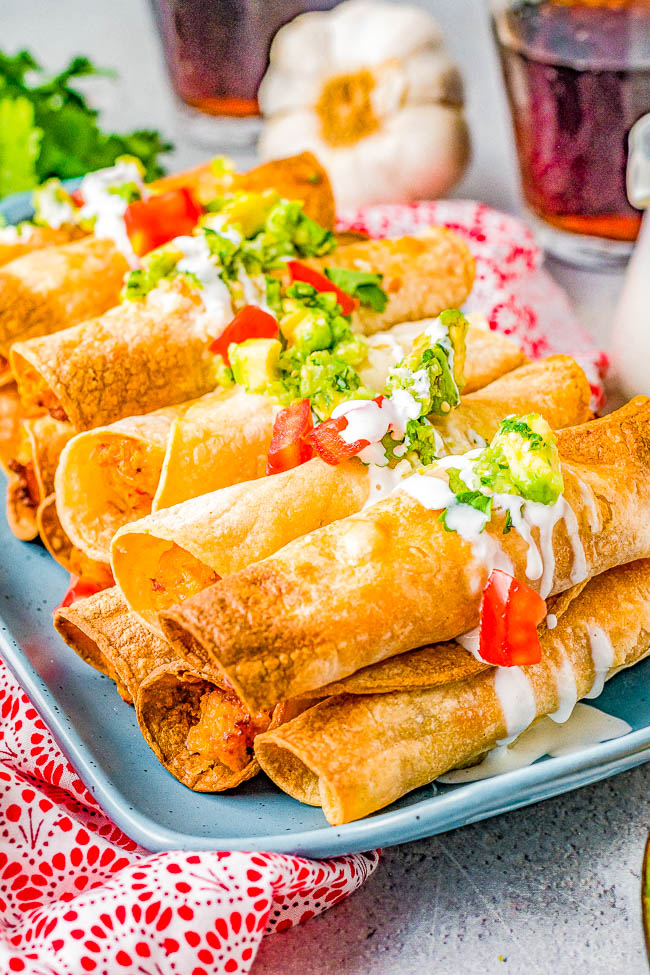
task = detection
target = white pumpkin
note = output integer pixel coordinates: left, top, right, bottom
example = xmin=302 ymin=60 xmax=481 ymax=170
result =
xmin=258 ymin=0 xmax=470 ymax=209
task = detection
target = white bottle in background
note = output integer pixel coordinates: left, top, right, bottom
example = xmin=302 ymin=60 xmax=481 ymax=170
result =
xmin=610 ymin=114 xmax=650 ymax=400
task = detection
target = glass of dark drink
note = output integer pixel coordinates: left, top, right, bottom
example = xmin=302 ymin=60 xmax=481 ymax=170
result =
xmin=492 ymin=0 xmax=650 ymax=267
xmin=151 ymin=0 xmax=340 ymax=148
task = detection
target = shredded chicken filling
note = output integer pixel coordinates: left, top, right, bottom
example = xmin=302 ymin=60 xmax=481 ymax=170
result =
xmin=16 ymin=366 xmax=68 ymax=421
xmin=185 ymin=689 xmax=272 ymax=772
xmin=147 ymin=544 xmax=219 ymax=613
xmin=90 ymin=438 xmax=162 ymax=520
xmin=7 ymin=459 xmax=39 ymax=509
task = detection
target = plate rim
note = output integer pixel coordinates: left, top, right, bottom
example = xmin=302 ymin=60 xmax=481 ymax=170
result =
xmin=3 ymin=610 xmax=650 ymax=857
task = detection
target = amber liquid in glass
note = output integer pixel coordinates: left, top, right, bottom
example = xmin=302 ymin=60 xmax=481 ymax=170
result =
xmin=494 ymin=0 xmax=650 ymax=242
xmin=153 ymin=0 xmax=339 ymax=118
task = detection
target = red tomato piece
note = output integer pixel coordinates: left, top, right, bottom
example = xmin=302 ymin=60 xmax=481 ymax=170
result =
xmin=209 ymin=306 xmax=279 ymax=364
xmin=69 ymin=189 xmax=85 ymax=208
xmin=124 ymin=187 xmax=203 ymax=257
xmin=287 ymin=261 xmax=359 ymax=316
xmin=307 ymin=414 xmax=370 ymax=466
xmin=478 ymin=568 xmax=547 ymax=667
xmin=55 ymin=576 xmax=106 ymax=613
xmin=266 ymin=399 xmax=314 ymax=475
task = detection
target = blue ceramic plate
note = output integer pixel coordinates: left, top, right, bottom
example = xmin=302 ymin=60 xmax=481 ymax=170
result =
xmin=2 ymin=190 xmax=650 ymax=857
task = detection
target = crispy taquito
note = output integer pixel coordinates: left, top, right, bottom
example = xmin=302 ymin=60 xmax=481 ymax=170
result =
xmin=0 ymin=224 xmax=86 ymax=269
xmin=0 ymin=237 xmax=129 ymax=385
xmin=114 ymin=355 xmax=590 ymax=633
xmin=54 ymin=588 xmax=303 ymax=789
xmin=255 ymin=560 xmax=650 ymax=824
xmin=6 ymin=414 xmax=74 ymax=541
xmin=160 ymin=399 xmax=650 ymax=711
xmin=11 ymin=231 xmax=474 ymax=430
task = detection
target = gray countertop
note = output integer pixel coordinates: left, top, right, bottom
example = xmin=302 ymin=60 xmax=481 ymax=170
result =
xmin=3 ymin=0 xmax=647 ymax=971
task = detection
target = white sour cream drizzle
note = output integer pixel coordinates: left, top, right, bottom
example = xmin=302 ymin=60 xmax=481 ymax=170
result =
xmin=494 ymin=666 xmax=537 ymax=744
xmin=173 ymin=235 xmax=234 ymax=319
xmin=584 ymin=625 xmax=615 ymax=700
xmin=438 ymin=704 xmax=631 ymax=784
xmin=398 ymin=454 xmax=587 ymax=601
xmin=548 ymin=652 xmax=578 ymax=723
xmin=78 ymin=160 xmax=146 ymax=266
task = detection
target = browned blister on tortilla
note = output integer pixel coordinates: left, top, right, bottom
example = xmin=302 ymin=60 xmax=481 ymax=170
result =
xmin=255 ymin=560 xmax=650 ymax=824
xmin=159 ymin=399 xmax=650 ymax=712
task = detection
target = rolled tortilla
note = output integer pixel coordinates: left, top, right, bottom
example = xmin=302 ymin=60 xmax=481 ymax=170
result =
xmin=55 ymin=388 xmax=279 ymax=562
xmin=11 ymin=232 xmax=474 ymax=430
xmin=63 ymin=323 xmax=524 ymax=565
xmin=0 ymin=383 xmax=25 ymax=473
xmin=37 ymin=495 xmax=113 ymax=587
xmin=53 ymin=588 xmax=303 ymax=789
xmin=152 ymin=151 xmax=336 ymax=227
xmin=254 ymin=559 xmax=650 ymax=824
xmin=308 ymin=230 xmax=475 ymax=335
xmin=0 ymin=224 xmax=86 ymax=269
xmin=11 ymin=281 xmax=224 ymax=428
xmin=0 ymin=237 xmax=129 ymax=384
xmin=114 ymin=355 xmax=590 ymax=634
xmin=6 ymin=414 xmax=74 ymax=541
xmin=159 ymin=398 xmax=650 ymax=711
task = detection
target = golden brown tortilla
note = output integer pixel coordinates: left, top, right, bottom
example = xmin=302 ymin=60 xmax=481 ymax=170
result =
xmin=255 ymin=560 xmax=650 ymax=823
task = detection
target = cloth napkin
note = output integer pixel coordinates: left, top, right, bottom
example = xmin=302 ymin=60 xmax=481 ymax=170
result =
xmin=0 ymin=201 xmax=605 ymax=975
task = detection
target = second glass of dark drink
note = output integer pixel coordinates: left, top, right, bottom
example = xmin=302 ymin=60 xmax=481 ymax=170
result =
xmin=492 ymin=0 xmax=650 ymax=267
xmin=152 ymin=0 xmax=341 ymax=147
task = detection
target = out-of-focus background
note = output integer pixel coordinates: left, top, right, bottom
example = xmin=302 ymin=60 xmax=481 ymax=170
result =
xmin=2 ymin=0 xmax=623 ymax=373
xmin=2 ymin=2 xmax=646 ymax=973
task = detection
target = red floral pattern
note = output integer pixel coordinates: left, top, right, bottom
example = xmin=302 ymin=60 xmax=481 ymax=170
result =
xmin=338 ymin=200 xmax=607 ymax=409
xmin=0 ymin=660 xmax=378 ymax=974
xmin=0 ymin=201 xmax=602 ymax=974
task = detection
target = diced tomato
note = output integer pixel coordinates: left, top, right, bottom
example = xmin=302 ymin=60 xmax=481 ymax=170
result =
xmin=307 ymin=414 xmax=370 ymax=466
xmin=478 ymin=569 xmax=547 ymax=667
xmin=266 ymin=399 xmax=314 ymax=475
xmin=55 ymin=575 xmax=106 ymax=613
xmin=124 ymin=187 xmax=203 ymax=257
xmin=209 ymin=306 xmax=279 ymax=364
xmin=287 ymin=260 xmax=359 ymax=316
xmin=69 ymin=189 xmax=85 ymax=208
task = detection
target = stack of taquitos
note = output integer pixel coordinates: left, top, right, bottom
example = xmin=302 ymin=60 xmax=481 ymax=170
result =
xmin=55 ymin=321 xmax=525 ymax=564
xmin=159 ymin=399 xmax=650 ymax=711
xmin=111 ymin=354 xmax=590 ymax=632
xmin=254 ymin=559 xmax=650 ymax=824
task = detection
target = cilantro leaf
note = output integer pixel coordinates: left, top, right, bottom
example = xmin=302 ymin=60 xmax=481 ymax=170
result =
xmin=0 ymin=96 xmax=42 ymax=195
xmin=325 ymin=267 xmax=388 ymax=312
xmin=0 ymin=47 xmax=172 ymax=197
